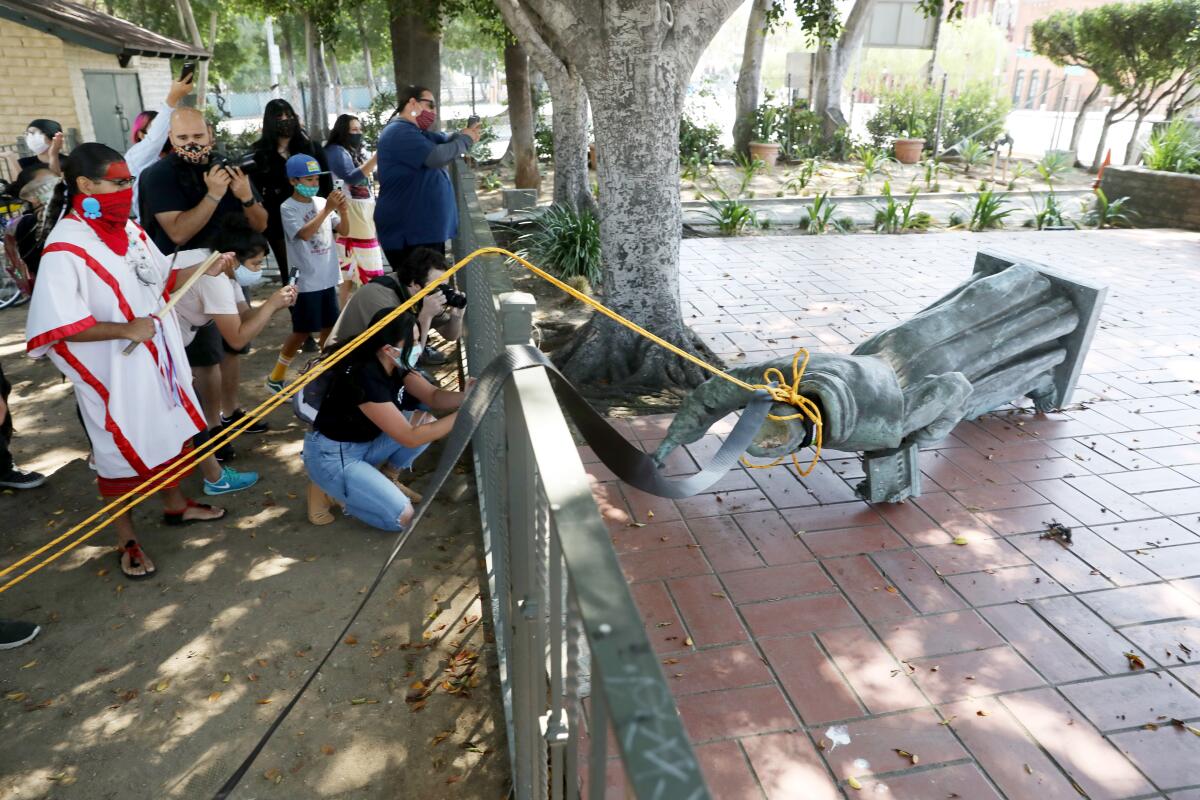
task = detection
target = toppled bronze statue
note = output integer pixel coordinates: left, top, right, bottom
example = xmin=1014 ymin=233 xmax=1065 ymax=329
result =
xmin=655 ymin=251 xmax=1107 ymax=503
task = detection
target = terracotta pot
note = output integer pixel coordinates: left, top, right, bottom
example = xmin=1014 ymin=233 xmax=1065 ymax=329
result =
xmin=748 ymin=142 xmax=781 ymax=170
xmin=893 ymin=138 xmax=926 ymax=164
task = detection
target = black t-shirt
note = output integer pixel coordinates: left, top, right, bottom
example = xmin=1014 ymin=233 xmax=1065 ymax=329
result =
xmin=314 ymin=359 xmax=417 ymax=443
xmin=249 ymin=141 xmax=331 ymax=238
xmin=138 ymin=153 xmax=257 ymax=253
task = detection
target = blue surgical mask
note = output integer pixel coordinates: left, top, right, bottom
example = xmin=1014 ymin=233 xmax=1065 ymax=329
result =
xmin=390 ymin=345 xmax=422 ymax=370
xmin=235 ymin=263 xmax=264 ymax=288
xmin=295 ymin=183 xmax=320 ymax=198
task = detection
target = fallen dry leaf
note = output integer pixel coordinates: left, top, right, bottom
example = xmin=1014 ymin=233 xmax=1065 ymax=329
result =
xmin=222 ymin=673 xmax=231 ymax=683
xmin=208 ymin=691 xmax=222 ymax=702
xmin=894 ymin=749 xmax=918 ymax=765
xmin=263 ymin=768 xmax=282 ymax=784
xmin=20 ymin=660 xmax=36 ymax=670
xmin=256 ymin=698 xmax=273 ymax=705
xmin=976 ymin=710 xmax=989 ymax=717
xmin=432 ymin=731 xmax=452 ymax=746
xmin=153 ymin=680 xmax=170 ymax=693
xmin=344 ymin=635 xmax=358 ymax=646
xmin=6 ymin=691 xmax=27 ymax=702
xmin=1124 ymin=652 xmax=1146 ymax=670
xmin=847 ymin=776 xmax=863 ymax=790
xmin=684 ymin=637 xmax=694 ymax=647
xmin=1024 ymin=764 xmax=1033 ymax=775
xmin=321 ymin=744 xmax=336 ymax=756
xmin=952 ymin=536 xmax=969 ymax=546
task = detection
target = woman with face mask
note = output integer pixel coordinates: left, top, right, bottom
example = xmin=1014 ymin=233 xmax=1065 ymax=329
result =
xmin=25 ymin=143 xmax=259 ymax=580
xmin=18 ymin=119 xmax=65 ymax=175
xmin=302 ymin=308 xmax=471 ymax=530
xmin=374 ymin=86 xmax=482 ymax=270
xmin=324 ymin=114 xmax=383 ymax=306
xmin=249 ymin=99 xmax=331 ymax=285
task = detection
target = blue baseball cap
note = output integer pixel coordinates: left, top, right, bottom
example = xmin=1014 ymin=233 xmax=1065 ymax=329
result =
xmin=285 ymin=154 xmax=327 ymax=178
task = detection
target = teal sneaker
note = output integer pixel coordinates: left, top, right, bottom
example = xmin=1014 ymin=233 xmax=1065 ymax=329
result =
xmin=265 ymin=377 xmax=286 ymax=394
xmin=204 ymin=466 xmax=259 ymax=496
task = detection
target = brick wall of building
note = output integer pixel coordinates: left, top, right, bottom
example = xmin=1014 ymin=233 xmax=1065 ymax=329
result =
xmin=0 ymin=19 xmax=80 ymax=150
xmin=1101 ymin=166 xmax=1200 ymax=231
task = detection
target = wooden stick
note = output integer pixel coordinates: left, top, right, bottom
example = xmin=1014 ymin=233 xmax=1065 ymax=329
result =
xmin=122 ymin=251 xmax=222 ymax=355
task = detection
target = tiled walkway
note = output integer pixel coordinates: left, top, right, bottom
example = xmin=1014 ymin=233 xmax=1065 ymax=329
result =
xmin=586 ymin=230 xmax=1200 ymax=799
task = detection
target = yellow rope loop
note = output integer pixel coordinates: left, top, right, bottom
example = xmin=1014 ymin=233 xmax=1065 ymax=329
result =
xmin=742 ymin=348 xmax=824 ymax=477
xmin=0 ymin=246 xmax=827 ymax=594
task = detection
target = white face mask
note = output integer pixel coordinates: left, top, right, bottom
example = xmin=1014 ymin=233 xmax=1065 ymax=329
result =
xmin=24 ymin=131 xmax=48 ymax=155
xmin=234 ymin=264 xmax=264 ymax=288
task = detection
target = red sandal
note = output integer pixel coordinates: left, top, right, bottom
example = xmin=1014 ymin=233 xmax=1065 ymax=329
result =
xmin=162 ymin=498 xmax=226 ymax=527
xmin=117 ymin=540 xmax=156 ymax=580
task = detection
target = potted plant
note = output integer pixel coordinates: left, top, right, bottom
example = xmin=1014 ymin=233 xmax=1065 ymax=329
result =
xmin=893 ymin=129 xmax=925 ymax=165
xmin=748 ymin=100 xmax=781 ymax=171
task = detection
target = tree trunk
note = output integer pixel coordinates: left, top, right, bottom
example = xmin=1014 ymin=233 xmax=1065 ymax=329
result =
xmin=355 ymin=7 xmax=377 ymax=99
xmin=328 ymin=45 xmax=345 ymax=118
xmin=733 ymin=0 xmax=771 ymax=157
xmin=304 ymin=15 xmax=330 ymax=140
xmin=1124 ymin=109 xmax=1148 ymax=165
xmin=556 ymin=17 xmax=714 ymax=392
xmin=544 ymin=66 xmax=594 ymax=212
xmin=1090 ymin=106 xmax=1117 ymax=173
xmin=813 ymin=0 xmax=876 ymax=138
xmin=504 ymin=41 xmax=540 ymax=191
xmin=388 ymin=0 xmax=441 ymax=104
xmin=1069 ymin=83 xmax=1101 ymax=167
xmin=281 ymin=20 xmax=303 ymax=114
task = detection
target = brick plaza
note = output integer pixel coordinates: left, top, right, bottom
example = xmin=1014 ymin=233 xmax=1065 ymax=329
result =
xmin=587 ymin=229 xmax=1200 ymax=799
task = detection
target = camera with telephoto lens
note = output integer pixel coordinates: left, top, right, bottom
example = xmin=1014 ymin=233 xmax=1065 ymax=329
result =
xmin=437 ymin=284 xmax=467 ymax=309
xmin=213 ymin=151 xmax=259 ymax=173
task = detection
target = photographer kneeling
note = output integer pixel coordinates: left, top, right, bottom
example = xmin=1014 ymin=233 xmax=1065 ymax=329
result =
xmin=303 ymin=309 xmax=471 ymax=530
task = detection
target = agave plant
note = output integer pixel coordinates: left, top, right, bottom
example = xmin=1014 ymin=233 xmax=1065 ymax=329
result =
xmin=872 ymin=182 xmax=932 ymax=234
xmin=952 ymin=190 xmax=1013 ymax=231
xmin=958 ymin=139 xmax=990 ymax=176
xmin=920 ymin=156 xmax=950 ymax=190
xmin=853 ymin=145 xmax=894 ymax=190
xmin=1083 ymin=189 xmax=1135 ymax=229
xmin=1029 ymin=192 xmax=1075 ymax=230
xmin=698 ymin=184 xmax=758 ymax=236
xmin=784 ymin=158 xmax=821 ymax=195
xmin=1036 ymin=151 xmax=1072 ymax=189
xmin=1006 ymin=161 xmax=1031 ymax=190
xmin=732 ymin=152 xmax=766 ymax=197
xmin=800 ymin=192 xmax=853 ymax=234
xmin=516 ymin=204 xmax=603 ymax=285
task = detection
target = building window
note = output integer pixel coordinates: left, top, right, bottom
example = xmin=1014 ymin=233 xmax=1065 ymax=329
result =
xmin=1012 ymin=70 xmax=1025 ymax=106
xmin=1026 ymin=70 xmax=1040 ymax=109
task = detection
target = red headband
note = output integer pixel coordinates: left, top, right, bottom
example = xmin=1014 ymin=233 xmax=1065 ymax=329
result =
xmin=102 ymin=161 xmax=132 ymax=181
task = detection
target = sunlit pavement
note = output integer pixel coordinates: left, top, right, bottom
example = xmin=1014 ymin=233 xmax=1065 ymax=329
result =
xmin=586 ymin=229 xmax=1200 ymax=798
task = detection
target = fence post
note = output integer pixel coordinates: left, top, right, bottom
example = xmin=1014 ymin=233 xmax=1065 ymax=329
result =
xmin=501 ymin=292 xmax=536 ymax=345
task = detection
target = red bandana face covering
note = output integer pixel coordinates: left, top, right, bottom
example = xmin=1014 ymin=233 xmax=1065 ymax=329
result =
xmin=72 ymin=162 xmax=134 ymax=255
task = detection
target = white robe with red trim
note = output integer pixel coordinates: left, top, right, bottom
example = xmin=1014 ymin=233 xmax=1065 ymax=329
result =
xmin=26 ymin=216 xmax=206 ymax=479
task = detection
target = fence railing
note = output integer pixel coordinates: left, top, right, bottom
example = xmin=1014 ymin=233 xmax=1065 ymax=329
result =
xmin=452 ymin=160 xmax=711 ymax=800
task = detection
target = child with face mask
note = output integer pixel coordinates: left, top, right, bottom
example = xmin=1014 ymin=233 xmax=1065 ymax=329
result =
xmin=265 ymin=155 xmax=349 ymax=393
xmin=302 ymin=309 xmax=471 ymax=529
xmin=17 ymin=119 xmax=64 ymax=175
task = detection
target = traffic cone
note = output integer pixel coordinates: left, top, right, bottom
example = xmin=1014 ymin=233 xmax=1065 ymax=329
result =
xmin=1093 ymin=149 xmax=1111 ymax=189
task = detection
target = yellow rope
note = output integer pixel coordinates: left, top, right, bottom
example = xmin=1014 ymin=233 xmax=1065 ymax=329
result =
xmin=0 ymin=246 xmax=822 ymax=594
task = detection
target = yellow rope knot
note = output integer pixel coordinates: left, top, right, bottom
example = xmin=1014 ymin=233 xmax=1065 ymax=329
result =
xmin=742 ymin=348 xmax=824 ymax=477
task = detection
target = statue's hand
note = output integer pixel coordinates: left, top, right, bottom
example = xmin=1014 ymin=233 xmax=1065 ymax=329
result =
xmin=654 ymin=376 xmax=760 ymax=466
xmin=900 ymin=372 xmax=972 ymax=445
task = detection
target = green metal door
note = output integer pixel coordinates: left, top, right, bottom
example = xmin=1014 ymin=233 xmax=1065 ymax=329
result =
xmin=83 ymin=72 xmax=144 ymax=153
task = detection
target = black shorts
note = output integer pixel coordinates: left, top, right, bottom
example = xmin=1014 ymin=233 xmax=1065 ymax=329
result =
xmin=222 ymin=336 xmax=250 ymax=355
xmin=184 ymin=321 xmax=223 ymax=367
xmin=289 ymin=286 xmax=340 ymax=334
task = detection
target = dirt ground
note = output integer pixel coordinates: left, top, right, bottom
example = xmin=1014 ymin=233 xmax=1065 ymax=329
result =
xmin=473 ymin=155 xmax=1098 ymax=214
xmin=0 ymin=288 xmax=509 ymax=799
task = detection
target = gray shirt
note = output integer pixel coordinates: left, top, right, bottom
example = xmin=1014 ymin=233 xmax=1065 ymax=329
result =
xmin=281 ymin=196 xmax=341 ymax=293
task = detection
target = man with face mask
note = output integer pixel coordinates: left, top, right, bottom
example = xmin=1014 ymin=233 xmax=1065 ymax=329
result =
xmin=374 ymin=85 xmax=481 ymax=270
xmin=137 ymin=107 xmax=268 ymax=256
xmin=12 ymin=119 xmax=64 ymax=177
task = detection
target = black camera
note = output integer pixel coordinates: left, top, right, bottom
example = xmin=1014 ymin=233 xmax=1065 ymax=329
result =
xmin=437 ymin=284 xmax=467 ymax=309
xmin=213 ymin=151 xmax=258 ymax=173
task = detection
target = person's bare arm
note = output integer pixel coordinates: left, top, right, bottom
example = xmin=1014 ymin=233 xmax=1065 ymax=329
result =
xmin=404 ymin=370 xmax=470 ymax=413
xmin=360 ymin=402 xmax=456 ymax=448
xmin=294 ymin=193 xmax=341 ymax=241
xmin=226 ymin=166 xmax=268 ymax=232
xmin=434 ymin=307 xmax=464 ymax=342
xmin=171 ymin=252 xmax=236 ymax=287
xmin=156 ymin=165 xmax=231 ymax=246
xmin=210 ymin=285 xmax=296 ymax=348
xmin=67 ymin=319 xmax=154 ymax=344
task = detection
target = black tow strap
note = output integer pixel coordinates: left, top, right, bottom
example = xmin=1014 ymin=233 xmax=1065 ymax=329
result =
xmin=212 ymin=345 xmax=770 ymax=798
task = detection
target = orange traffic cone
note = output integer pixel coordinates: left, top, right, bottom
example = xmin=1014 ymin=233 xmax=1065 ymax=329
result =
xmin=1093 ymin=149 xmax=1111 ymax=189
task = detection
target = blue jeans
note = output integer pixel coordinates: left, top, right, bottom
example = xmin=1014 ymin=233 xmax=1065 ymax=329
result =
xmin=302 ymin=430 xmax=429 ymax=531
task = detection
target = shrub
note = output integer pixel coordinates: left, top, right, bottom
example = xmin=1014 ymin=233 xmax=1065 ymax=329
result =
xmin=956 ymin=190 xmax=1013 ymax=231
xmin=958 ymin=139 xmax=990 ymax=176
xmin=360 ymin=90 xmax=398 ymax=148
xmin=784 ymin=158 xmax=821 ymax=194
xmin=699 ymin=192 xmax=757 ymax=236
xmin=680 ymin=115 xmax=724 ymax=164
xmin=534 ymin=115 xmax=554 ymax=161
xmin=516 ymin=205 xmax=602 ymax=285
xmin=777 ymin=100 xmax=823 ymax=160
xmin=752 ymin=95 xmax=781 ymax=143
xmin=1036 ymin=151 xmax=1072 ymax=188
xmin=867 ymin=82 xmax=1010 ymax=150
xmin=1083 ymin=189 xmax=1135 ymax=228
xmin=446 ymin=116 xmax=498 ymax=161
xmin=1030 ymin=192 xmax=1074 ymax=229
xmin=1142 ymin=119 xmax=1200 ymax=174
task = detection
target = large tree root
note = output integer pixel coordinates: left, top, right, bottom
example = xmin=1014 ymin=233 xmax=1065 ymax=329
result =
xmin=553 ymin=315 xmax=723 ymax=397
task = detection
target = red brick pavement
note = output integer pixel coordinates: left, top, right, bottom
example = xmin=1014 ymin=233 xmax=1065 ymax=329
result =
xmin=587 ymin=231 xmax=1200 ymax=799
